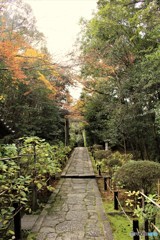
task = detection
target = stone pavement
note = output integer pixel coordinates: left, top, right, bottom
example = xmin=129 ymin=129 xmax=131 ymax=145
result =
xmin=61 ymin=147 xmax=95 ymax=178
xmin=22 ymin=147 xmax=113 ymax=240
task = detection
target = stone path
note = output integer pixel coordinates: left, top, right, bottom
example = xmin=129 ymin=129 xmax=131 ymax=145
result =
xmin=61 ymin=147 xmax=95 ymax=178
xmin=22 ymin=147 xmax=113 ymax=240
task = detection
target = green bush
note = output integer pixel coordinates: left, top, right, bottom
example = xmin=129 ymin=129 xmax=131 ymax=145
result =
xmin=92 ymin=144 xmax=103 ymax=151
xmin=0 ymin=144 xmax=17 ymax=158
xmin=114 ymin=160 xmax=160 ymax=193
xmin=108 ymin=151 xmax=133 ymax=165
xmin=94 ymin=150 xmax=112 ymax=160
xmin=105 ymin=158 xmax=122 ymax=177
xmin=0 ymin=136 xmax=71 ymax=238
xmin=107 ymin=159 xmax=122 ymax=168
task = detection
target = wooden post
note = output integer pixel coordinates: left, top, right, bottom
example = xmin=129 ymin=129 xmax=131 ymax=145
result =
xmin=65 ymin=117 xmax=69 ymax=146
xmin=14 ymin=144 xmax=22 ymax=239
xmin=104 ymin=177 xmax=107 ymax=191
xmin=32 ymin=143 xmax=37 ymax=211
xmin=133 ymin=220 xmax=139 ymax=240
xmin=13 ymin=203 xmax=21 ymax=240
xmin=32 ymin=183 xmax=37 ymax=211
xmin=114 ymin=191 xmax=118 ymax=210
xmin=141 ymin=189 xmax=148 ymax=240
xmin=144 ymin=219 xmax=149 ymax=240
xmin=97 ymin=164 xmax=101 ymax=176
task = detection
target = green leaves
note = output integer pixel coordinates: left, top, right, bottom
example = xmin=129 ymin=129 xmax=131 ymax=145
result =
xmin=78 ymin=0 xmax=160 ymax=159
xmin=114 ymin=160 xmax=160 ymax=193
xmin=134 ymin=194 xmax=159 ymax=221
xmin=0 ymin=136 xmax=71 ymax=237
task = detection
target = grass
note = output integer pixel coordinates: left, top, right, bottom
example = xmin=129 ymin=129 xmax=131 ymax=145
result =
xmin=103 ymin=200 xmax=133 ymax=240
xmin=97 ymin=178 xmax=133 ymax=239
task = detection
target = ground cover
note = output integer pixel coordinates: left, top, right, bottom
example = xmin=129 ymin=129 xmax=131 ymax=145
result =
xmin=97 ymin=178 xmax=160 ymax=240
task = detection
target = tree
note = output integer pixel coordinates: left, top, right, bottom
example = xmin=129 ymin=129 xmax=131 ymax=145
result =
xmin=0 ymin=0 xmax=73 ymax=143
xmin=1 ymin=0 xmax=45 ymax=46
xmin=78 ymin=0 xmax=160 ymax=159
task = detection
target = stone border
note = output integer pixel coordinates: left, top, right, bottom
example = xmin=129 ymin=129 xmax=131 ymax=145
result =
xmin=32 ymin=178 xmax=65 ymax=233
xmin=60 ymin=148 xmax=76 ymax=177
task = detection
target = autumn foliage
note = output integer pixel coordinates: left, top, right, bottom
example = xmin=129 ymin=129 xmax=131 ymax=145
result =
xmin=0 ymin=0 xmax=73 ymax=142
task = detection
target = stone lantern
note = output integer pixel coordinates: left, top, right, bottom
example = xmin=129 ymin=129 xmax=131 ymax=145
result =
xmin=104 ymin=139 xmax=109 ymax=151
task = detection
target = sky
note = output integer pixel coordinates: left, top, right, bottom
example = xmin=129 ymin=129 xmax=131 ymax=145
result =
xmin=24 ymin=0 xmax=97 ymax=99
xmin=24 ymin=0 xmax=97 ymax=62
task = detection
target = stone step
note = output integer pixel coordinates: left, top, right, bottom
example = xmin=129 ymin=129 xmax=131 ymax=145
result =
xmin=61 ymin=174 xmax=95 ymax=178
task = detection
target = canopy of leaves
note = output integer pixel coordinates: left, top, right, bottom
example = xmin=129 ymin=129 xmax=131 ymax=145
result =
xmin=0 ymin=0 xmax=73 ymax=143
xmin=78 ymin=0 xmax=160 ymax=160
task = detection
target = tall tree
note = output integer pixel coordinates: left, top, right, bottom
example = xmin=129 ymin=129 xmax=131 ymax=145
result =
xmin=0 ymin=0 xmax=73 ymax=143
xmin=78 ymin=0 xmax=160 ymax=160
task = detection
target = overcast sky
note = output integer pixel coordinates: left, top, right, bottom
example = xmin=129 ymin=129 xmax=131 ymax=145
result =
xmin=24 ymin=0 xmax=97 ymax=62
xmin=23 ymin=0 xmax=97 ymax=99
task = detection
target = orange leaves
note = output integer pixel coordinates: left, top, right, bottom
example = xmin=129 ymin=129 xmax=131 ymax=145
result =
xmin=0 ymin=40 xmax=26 ymax=80
xmin=21 ymin=47 xmax=60 ymax=96
xmin=64 ymin=99 xmax=85 ymax=121
xmin=0 ymin=3 xmax=73 ymax=106
xmin=0 ymin=14 xmax=29 ymax=80
xmin=0 ymin=37 xmax=62 ymax=99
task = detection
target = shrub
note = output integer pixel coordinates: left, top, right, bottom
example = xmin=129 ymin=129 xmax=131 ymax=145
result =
xmin=114 ymin=160 xmax=160 ymax=193
xmin=94 ymin=150 xmax=112 ymax=160
xmin=104 ymin=151 xmax=132 ymax=176
xmin=0 ymin=136 xmax=71 ymax=238
xmin=108 ymin=151 xmax=133 ymax=165
xmin=105 ymin=158 xmax=122 ymax=177
xmin=92 ymin=144 xmax=103 ymax=151
xmin=107 ymin=159 xmax=122 ymax=168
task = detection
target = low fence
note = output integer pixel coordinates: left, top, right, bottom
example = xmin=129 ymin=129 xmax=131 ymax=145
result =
xmin=102 ymin=176 xmax=160 ymax=240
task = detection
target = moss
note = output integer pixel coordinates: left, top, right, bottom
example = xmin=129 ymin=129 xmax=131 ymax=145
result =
xmin=26 ymin=232 xmax=37 ymax=240
xmin=103 ymin=201 xmax=132 ymax=240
